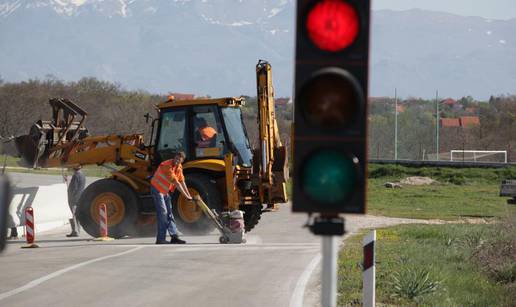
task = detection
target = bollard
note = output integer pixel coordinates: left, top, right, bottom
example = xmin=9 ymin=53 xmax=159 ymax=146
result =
xmin=21 ymin=207 xmax=39 ymax=248
xmin=362 ymin=230 xmax=376 ymax=307
xmin=93 ymin=203 xmax=114 ymax=241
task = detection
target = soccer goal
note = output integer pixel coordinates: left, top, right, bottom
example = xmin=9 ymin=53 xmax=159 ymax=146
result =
xmin=450 ymin=150 xmax=507 ymax=163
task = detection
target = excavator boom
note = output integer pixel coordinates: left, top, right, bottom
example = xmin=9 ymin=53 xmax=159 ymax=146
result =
xmin=256 ymin=60 xmax=289 ymax=204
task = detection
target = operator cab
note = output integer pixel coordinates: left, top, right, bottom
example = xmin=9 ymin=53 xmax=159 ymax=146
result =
xmin=154 ymin=98 xmax=252 ymax=167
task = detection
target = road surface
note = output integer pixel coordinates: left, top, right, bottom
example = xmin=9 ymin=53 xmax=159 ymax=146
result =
xmin=1 ymin=173 xmax=421 ymax=307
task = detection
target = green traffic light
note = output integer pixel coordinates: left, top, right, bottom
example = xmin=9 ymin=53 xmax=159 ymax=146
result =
xmin=302 ymin=150 xmax=357 ymax=204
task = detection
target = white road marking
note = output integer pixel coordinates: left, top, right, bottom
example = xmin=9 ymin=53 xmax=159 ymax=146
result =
xmin=107 ymin=243 xmax=319 ymax=251
xmin=289 ymin=253 xmax=322 ymax=307
xmin=0 ymin=246 xmax=144 ymax=301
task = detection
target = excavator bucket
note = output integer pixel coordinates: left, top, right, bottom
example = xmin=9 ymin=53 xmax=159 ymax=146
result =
xmin=14 ymin=98 xmax=88 ymax=168
xmin=14 ymin=122 xmax=49 ymax=168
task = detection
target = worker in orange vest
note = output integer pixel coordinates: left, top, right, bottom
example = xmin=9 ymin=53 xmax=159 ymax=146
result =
xmin=151 ymin=152 xmax=192 ymax=244
xmin=195 ymin=117 xmax=217 ymax=148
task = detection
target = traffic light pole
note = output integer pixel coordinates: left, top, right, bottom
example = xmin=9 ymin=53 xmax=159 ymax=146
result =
xmin=309 ymin=216 xmax=346 ymax=307
xmin=322 ymin=235 xmax=338 ymax=307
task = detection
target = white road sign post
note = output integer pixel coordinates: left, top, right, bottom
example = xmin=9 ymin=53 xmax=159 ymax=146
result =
xmin=363 ymin=230 xmax=376 ymax=307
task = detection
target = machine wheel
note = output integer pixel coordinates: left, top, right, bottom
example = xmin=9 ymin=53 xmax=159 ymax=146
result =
xmin=172 ymin=173 xmax=222 ymax=235
xmin=77 ymin=179 xmax=139 ymax=238
xmin=243 ymin=205 xmax=262 ymax=232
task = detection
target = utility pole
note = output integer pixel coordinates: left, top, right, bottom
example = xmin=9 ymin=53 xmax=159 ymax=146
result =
xmin=435 ymin=90 xmax=440 ymax=161
xmin=394 ymin=88 xmax=398 ymax=160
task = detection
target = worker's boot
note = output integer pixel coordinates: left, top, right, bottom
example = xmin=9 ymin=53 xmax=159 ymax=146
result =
xmin=66 ymin=219 xmax=79 ymax=237
xmin=8 ymin=227 xmax=19 ymax=240
xmin=170 ymin=235 xmax=186 ymax=244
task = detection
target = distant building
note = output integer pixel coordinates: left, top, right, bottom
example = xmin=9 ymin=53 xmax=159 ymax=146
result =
xmin=169 ymin=93 xmax=195 ymax=100
xmin=440 ymin=118 xmax=461 ymax=128
xmin=460 ymin=116 xmax=480 ymax=127
xmin=440 ymin=98 xmax=456 ymax=106
xmin=465 ymin=107 xmax=477 ymax=114
xmin=275 ymin=98 xmax=291 ymax=106
xmin=440 ymin=116 xmax=480 ymax=128
xmin=396 ymin=104 xmax=406 ymax=113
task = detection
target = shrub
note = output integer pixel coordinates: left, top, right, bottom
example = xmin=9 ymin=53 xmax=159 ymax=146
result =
xmin=473 ymin=218 xmax=516 ymax=285
xmin=390 ymin=267 xmax=441 ymax=301
xmin=369 ymin=165 xmax=406 ymax=178
xmin=447 ymin=173 xmax=466 ymax=185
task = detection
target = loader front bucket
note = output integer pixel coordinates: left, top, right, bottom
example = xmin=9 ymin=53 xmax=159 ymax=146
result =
xmin=14 ymin=98 xmax=89 ymax=169
xmin=14 ymin=123 xmax=49 ymax=168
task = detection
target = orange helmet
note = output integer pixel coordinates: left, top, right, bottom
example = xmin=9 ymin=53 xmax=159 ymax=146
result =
xmin=167 ymin=95 xmax=175 ymax=102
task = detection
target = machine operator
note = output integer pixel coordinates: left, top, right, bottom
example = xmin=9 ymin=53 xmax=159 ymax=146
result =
xmin=195 ymin=117 xmax=217 ymax=148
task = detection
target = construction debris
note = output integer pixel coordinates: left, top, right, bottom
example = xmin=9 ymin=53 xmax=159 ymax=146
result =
xmin=401 ymin=176 xmax=436 ymax=186
xmin=384 ymin=182 xmax=402 ymax=189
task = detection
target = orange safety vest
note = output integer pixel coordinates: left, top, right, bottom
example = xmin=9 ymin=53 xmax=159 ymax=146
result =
xmin=151 ymin=160 xmax=185 ymax=194
xmin=198 ymin=126 xmax=217 ymax=147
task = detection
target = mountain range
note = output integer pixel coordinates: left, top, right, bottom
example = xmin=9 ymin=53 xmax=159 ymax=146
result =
xmin=0 ymin=0 xmax=515 ymax=100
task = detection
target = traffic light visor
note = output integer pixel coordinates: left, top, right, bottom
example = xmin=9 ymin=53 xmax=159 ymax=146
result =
xmin=306 ymin=0 xmax=359 ymax=52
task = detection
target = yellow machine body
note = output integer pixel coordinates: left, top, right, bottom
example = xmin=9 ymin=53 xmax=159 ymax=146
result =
xmin=14 ymin=62 xmax=288 ymax=237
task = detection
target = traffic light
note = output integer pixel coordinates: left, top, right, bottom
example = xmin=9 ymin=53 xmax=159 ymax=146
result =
xmin=292 ymin=0 xmax=370 ymax=214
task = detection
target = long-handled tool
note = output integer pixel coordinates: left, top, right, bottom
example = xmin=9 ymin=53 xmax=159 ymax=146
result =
xmin=191 ymin=195 xmax=246 ymax=244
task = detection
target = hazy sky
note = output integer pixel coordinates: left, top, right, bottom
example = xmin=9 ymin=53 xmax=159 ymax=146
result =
xmin=373 ymin=0 xmax=516 ymax=20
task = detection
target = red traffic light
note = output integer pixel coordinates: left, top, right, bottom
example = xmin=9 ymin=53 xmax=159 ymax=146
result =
xmin=306 ymin=0 xmax=359 ymax=52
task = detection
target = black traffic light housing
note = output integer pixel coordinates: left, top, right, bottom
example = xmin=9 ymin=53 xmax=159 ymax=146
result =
xmin=293 ymin=0 xmax=370 ymax=214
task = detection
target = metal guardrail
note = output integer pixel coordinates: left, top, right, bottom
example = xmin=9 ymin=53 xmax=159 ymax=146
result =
xmin=369 ymin=159 xmax=516 ymax=169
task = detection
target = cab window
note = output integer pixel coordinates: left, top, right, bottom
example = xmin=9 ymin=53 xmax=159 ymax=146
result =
xmin=157 ymin=110 xmax=188 ymax=161
xmin=192 ymin=106 xmax=226 ymax=159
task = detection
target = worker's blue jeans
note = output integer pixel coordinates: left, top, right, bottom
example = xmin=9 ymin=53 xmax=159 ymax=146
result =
xmin=151 ymin=186 xmax=179 ymax=242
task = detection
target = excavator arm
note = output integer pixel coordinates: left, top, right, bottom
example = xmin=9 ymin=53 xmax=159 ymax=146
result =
xmin=255 ymin=60 xmax=289 ymax=204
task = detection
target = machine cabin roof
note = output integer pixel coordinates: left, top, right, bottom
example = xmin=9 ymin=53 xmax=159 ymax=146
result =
xmin=158 ymin=97 xmax=245 ymax=110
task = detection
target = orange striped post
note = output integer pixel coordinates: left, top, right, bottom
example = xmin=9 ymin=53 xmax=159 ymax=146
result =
xmin=21 ymin=207 xmax=39 ymax=248
xmin=93 ymin=203 xmax=114 ymax=241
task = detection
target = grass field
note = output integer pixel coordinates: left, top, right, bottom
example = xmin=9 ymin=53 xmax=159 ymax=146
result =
xmin=338 ymin=164 xmax=516 ymax=306
xmin=367 ymin=164 xmax=516 ymax=220
xmin=338 ymin=222 xmax=516 ymax=306
xmin=367 ymin=179 xmax=513 ymax=220
xmin=2 ymin=155 xmax=113 ymax=177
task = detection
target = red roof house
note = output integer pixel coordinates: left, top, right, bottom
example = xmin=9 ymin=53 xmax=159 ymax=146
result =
xmin=460 ymin=116 xmax=480 ymax=127
xmin=440 ymin=118 xmax=461 ymax=127
xmin=396 ymin=104 xmax=406 ymax=113
xmin=275 ymin=98 xmax=291 ymax=106
xmin=440 ymin=98 xmax=456 ymax=106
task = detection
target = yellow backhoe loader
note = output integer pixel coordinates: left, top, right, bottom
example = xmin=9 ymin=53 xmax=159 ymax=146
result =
xmin=14 ymin=60 xmax=288 ymax=238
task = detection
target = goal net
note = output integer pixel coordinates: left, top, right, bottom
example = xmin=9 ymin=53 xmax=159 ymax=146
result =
xmin=450 ymin=150 xmax=507 ymax=163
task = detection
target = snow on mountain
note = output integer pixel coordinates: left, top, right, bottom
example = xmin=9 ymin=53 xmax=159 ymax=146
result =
xmin=0 ymin=2 xmax=514 ymax=99
xmin=0 ymin=0 xmax=293 ymax=20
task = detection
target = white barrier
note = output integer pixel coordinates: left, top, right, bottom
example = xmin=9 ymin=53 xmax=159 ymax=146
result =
xmin=8 ymin=183 xmax=72 ymax=234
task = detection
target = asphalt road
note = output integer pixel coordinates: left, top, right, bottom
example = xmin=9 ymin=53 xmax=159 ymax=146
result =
xmin=1 ymin=173 xmax=421 ymax=307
